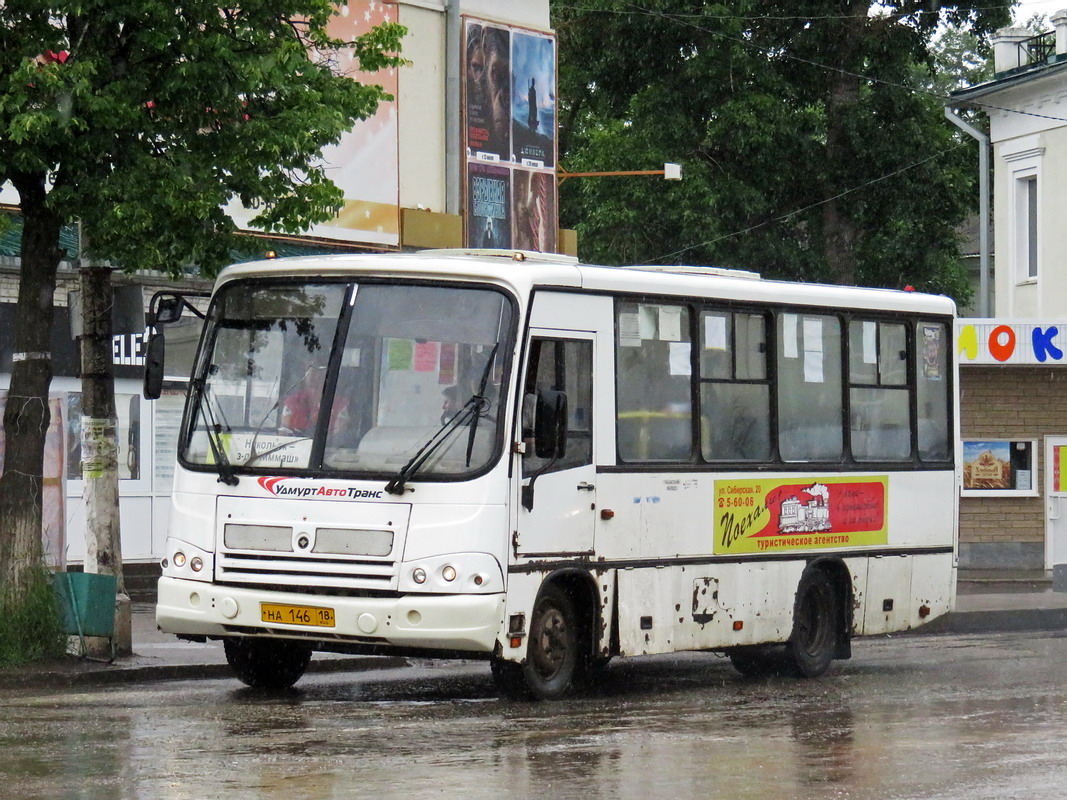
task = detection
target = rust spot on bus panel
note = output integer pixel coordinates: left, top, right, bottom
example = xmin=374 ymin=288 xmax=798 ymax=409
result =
xmin=692 ymin=577 xmax=719 ymax=626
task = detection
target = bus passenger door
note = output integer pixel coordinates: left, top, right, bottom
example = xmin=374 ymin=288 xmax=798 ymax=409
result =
xmin=516 ymin=333 xmax=595 ymax=557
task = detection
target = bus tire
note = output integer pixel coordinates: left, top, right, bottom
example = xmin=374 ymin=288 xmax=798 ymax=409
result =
xmin=786 ymin=569 xmax=838 ymax=678
xmin=522 ymin=583 xmax=585 ymax=700
xmin=224 ymin=638 xmax=311 ymax=689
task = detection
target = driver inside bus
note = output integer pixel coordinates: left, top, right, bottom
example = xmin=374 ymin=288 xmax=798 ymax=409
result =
xmin=279 ymin=364 xmax=352 ymax=437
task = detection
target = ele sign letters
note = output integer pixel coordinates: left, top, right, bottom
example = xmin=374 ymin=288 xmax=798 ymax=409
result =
xmin=957 ymin=320 xmax=1067 ymax=366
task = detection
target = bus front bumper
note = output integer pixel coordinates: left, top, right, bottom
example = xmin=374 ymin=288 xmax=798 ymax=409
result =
xmin=156 ymin=576 xmax=505 ymax=653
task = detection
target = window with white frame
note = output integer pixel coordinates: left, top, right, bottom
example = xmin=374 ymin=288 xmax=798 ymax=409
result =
xmin=1016 ymin=174 xmax=1038 ymax=281
xmin=1004 ymin=142 xmax=1043 ymax=285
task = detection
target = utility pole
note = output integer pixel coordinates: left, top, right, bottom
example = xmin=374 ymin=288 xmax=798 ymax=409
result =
xmin=77 ymin=252 xmax=132 ymax=657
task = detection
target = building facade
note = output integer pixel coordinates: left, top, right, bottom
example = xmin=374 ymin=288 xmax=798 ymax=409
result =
xmin=951 ymin=10 xmax=1067 ymax=580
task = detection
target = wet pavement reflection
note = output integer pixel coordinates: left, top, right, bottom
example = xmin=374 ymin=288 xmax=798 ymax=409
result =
xmin=2 ymin=630 xmax=1066 ymax=799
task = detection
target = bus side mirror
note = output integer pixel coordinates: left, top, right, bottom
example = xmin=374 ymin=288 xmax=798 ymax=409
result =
xmin=152 ymin=295 xmax=185 ymax=325
xmin=143 ymin=330 xmax=165 ymax=400
xmin=534 ymin=389 xmax=568 ymax=459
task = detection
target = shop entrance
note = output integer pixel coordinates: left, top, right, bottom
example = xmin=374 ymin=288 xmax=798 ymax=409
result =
xmin=1044 ymin=437 xmax=1067 ymax=586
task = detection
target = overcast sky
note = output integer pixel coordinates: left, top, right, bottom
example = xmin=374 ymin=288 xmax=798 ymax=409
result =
xmin=1013 ymin=0 xmax=1066 ymax=24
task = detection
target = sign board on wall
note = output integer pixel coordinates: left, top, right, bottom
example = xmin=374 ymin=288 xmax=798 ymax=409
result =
xmin=961 ymin=439 xmax=1036 ymax=497
xmin=226 ymin=1 xmax=401 ymax=247
xmin=957 ymin=319 xmax=1067 ymax=366
xmin=463 ymin=17 xmax=558 ymax=253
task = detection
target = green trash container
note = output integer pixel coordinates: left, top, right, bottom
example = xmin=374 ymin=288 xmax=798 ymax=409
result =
xmin=53 ymin=571 xmax=117 ymax=638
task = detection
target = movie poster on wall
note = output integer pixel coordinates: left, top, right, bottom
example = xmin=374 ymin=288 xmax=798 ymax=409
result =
xmin=512 ymin=167 xmax=557 ymax=253
xmin=467 ymin=162 xmax=512 ymax=249
xmin=465 ymin=20 xmax=511 ymax=162
xmin=510 ymin=31 xmax=556 ymax=168
xmin=463 ymin=17 xmax=558 ymax=252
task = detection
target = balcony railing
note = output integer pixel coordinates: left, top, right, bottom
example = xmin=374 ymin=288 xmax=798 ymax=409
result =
xmin=1018 ymin=31 xmax=1056 ymax=67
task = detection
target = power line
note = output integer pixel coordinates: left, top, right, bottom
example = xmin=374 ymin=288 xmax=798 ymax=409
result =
xmin=646 ymin=142 xmax=969 ymax=263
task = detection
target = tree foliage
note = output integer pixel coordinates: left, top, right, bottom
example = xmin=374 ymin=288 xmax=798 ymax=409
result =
xmin=1 ymin=1 xmax=405 ymax=276
xmin=553 ymin=0 xmax=1011 ymax=299
xmin=0 ymin=1 xmax=405 ymax=597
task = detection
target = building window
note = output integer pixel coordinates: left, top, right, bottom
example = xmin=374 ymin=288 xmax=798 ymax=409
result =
xmin=1026 ymin=176 xmax=1038 ymax=279
xmin=1016 ymin=174 xmax=1039 ymax=281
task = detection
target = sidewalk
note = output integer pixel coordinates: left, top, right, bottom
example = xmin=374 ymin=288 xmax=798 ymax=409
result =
xmin=2 ymin=571 xmax=1065 ymax=689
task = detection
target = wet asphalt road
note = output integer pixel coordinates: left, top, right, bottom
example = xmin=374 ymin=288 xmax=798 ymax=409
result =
xmin=2 ymin=630 xmax=1066 ymax=800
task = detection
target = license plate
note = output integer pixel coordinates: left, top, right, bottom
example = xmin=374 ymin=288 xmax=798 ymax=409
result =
xmin=261 ymin=603 xmax=336 ymax=628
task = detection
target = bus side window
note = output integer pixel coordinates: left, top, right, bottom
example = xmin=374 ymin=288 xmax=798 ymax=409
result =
xmin=848 ymin=319 xmax=911 ymax=462
xmin=615 ymin=302 xmax=693 ymax=462
xmin=699 ymin=310 xmax=771 ymax=461
xmin=522 ymin=338 xmax=592 ymax=477
xmin=777 ymin=313 xmax=844 ymax=462
xmin=916 ymin=320 xmax=950 ymax=461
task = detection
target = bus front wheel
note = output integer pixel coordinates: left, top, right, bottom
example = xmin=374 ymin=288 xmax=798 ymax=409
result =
xmin=224 ymin=638 xmax=311 ymax=689
xmin=786 ymin=569 xmax=839 ymax=678
xmin=522 ymin=583 xmax=585 ymax=700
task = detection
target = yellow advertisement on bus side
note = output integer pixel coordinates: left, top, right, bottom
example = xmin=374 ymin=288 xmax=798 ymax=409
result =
xmin=714 ymin=476 xmax=889 ymax=555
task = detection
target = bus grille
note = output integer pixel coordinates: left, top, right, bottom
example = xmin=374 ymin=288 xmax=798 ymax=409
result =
xmin=216 ymin=551 xmax=398 ymax=591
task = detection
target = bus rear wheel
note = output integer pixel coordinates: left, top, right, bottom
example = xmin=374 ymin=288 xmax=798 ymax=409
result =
xmin=786 ymin=569 xmax=839 ymax=678
xmin=224 ymin=638 xmax=311 ymax=689
xmin=522 ymin=583 xmax=585 ymax=700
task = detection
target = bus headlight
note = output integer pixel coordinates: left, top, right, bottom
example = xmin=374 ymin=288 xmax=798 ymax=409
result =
xmin=399 ymin=553 xmax=503 ymax=593
xmin=161 ymin=538 xmax=213 ymax=583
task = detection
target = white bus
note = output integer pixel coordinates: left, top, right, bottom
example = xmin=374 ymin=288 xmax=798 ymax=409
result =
xmin=148 ymin=249 xmax=958 ymax=699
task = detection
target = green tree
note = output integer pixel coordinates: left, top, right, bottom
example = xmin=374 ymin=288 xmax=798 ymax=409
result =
xmin=553 ymin=0 xmax=1011 ymax=296
xmin=0 ymin=2 xmax=404 ymax=602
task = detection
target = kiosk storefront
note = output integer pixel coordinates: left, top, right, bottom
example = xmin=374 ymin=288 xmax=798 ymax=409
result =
xmin=958 ymin=319 xmax=1067 ymax=586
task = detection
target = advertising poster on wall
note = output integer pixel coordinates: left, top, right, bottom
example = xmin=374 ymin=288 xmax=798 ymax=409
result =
xmin=464 ymin=20 xmax=512 ymax=161
xmin=961 ymin=440 xmax=1033 ymax=493
xmin=225 ymin=0 xmax=401 ymax=247
xmin=466 ymin=162 xmax=512 ymax=249
xmin=462 ymin=17 xmax=558 ymax=253
xmin=713 ymin=476 xmax=888 ymax=555
xmin=510 ymin=31 xmax=556 ymax=168
xmin=512 ymin=167 xmax=557 ymax=253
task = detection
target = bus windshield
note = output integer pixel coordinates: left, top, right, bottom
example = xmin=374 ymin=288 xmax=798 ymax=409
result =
xmin=180 ymin=280 xmax=514 ymax=479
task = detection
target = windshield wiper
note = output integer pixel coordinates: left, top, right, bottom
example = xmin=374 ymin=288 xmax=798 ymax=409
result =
xmin=384 ymin=395 xmax=486 ymax=495
xmin=464 ymin=343 xmax=499 ymax=466
xmin=194 ymin=377 xmax=239 ymax=486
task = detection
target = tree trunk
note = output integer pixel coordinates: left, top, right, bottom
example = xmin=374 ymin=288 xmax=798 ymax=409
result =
xmin=79 ymin=264 xmax=131 ymax=656
xmin=0 ymin=172 xmax=62 ymax=594
xmin=821 ymin=3 xmax=868 ymax=286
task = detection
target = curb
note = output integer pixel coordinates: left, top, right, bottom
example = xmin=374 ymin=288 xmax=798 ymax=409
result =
xmin=0 ymin=655 xmax=408 ymax=690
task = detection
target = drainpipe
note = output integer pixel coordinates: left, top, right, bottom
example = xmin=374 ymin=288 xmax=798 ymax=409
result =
xmin=945 ymin=108 xmax=991 ymax=317
xmin=445 ymin=0 xmax=461 ymax=215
